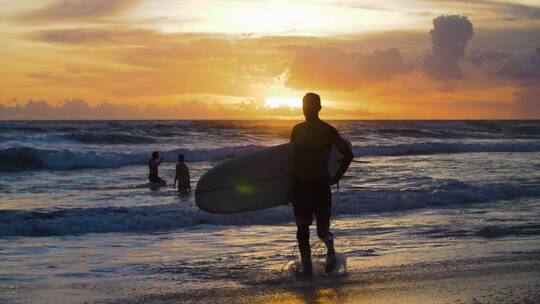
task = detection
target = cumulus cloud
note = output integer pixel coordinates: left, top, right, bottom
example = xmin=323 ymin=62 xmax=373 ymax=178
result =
xmin=286 ymin=46 xmax=408 ymax=91
xmin=423 ymin=15 xmax=474 ymax=80
xmin=16 ymin=0 xmax=140 ymax=23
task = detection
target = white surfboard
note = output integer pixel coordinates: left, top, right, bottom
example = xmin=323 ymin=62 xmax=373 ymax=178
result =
xmin=195 ymin=141 xmax=349 ymax=214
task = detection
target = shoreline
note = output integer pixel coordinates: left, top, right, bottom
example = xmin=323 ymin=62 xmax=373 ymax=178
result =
xmin=110 ymin=250 xmax=540 ymax=304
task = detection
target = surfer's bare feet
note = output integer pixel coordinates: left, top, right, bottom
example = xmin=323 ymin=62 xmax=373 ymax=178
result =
xmin=297 ymin=261 xmax=313 ymax=281
xmin=296 ymin=269 xmax=313 ymax=281
xmin=325 ymin=252 xmax=337 ymax=274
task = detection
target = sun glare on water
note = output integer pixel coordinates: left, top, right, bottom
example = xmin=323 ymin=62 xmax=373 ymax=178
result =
xmin=265 ymin=97 xmax=301 ymax=108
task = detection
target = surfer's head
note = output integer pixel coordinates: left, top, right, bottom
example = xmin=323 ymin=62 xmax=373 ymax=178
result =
xmin=178 ymin=154 xmax=185 ymax=162
xmin=303 ymin=92 xmax=321 ymax=121
xmin=152 ymin=151 xmax=159 ymax=159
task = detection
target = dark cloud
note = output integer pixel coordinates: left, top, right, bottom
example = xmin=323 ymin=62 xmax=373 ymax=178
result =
xmin=16 ymin=0 xmax=140 ymax=23
xmin=485 ymin=0 xmax=540 ymax=20
xmin=28 ymin=28 xmax=159 ymax=45
xmin=488 ymin=47 xmax=540 ymax=118
xmin=412 ymin=0 xmax=540 ymax=22
xmin=344 ymin=0 xmax=540 ymax=21
xmin=472 ymin=28 xmax=540 ymax=52
xmin=0 ymin=99 xmax=145 ymax=120
xmin=423 ymin=15 xmax=474 ymax=80
xmin=423 ymin=0 xmax=540 ymax=20
xmin=286 ymin=46 xmax=408 ymax=91
xmin=467 ymin=48 xmax=510 ymax=67
xmin=0 ymin=99 xmax=228 ymax=120
xmin=497 ymin=48 xmax=540 ymax=80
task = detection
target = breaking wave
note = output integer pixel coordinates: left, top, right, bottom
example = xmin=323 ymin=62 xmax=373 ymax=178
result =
xmin=2 ymin=141 xmax=540 ymax=172
xmin=1 ymin=179 xmax=539 ymax=237
xmin=60 ymin=133 xmax=157 ymax=144
xmin=0 ymin=145 xmax=264 ymax=171
xmin=354 ymin=141 xmax=540 ymax=156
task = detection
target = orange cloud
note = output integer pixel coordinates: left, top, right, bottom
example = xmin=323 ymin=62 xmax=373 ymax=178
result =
xmin=286 ymin=46 xmax=409 ymax=91
xmin=2 ymin=9 xmax=540 ymax=119
xmin=15 ymin=0 xmax=141 ymax=23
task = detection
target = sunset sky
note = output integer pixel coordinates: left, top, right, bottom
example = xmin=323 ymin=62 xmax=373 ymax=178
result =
xmin=1 ymin=0 xmax=539 ymax=119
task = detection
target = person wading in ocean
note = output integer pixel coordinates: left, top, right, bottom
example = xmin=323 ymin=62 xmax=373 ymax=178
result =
xmin=173 ymin=153 xmax=191 ymax=193
xmin=148 ymin=151 xmax=166 ymax=186
xmin=290 ymin=92 xmax=353 ymax=279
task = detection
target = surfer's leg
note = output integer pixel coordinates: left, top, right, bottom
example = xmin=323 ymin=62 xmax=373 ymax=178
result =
xmin=296 ymin=224 xmax=312 ymax=277
xmin=314 ymin=184 xmax=337 ymax=273
xmin=315 ymin=184 xmax=335 ymax=255
xmin=293 ymin=180 xmax=314 ymax=278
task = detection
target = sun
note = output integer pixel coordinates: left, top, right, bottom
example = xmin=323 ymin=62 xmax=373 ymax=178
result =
xmin=265 ymin=97 xmax=301 ymax=108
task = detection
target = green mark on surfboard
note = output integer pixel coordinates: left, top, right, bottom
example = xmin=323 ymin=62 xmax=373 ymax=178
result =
xmin=235 ymin=184 xmax=255 ymax=195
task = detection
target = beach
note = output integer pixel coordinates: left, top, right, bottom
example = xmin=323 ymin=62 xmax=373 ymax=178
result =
xmin=128 ymin=249 xmax=540 ymax=304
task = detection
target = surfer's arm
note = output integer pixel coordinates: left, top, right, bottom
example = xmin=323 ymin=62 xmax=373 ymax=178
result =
xmin=329 ymin=128 xmax=354 ymax=185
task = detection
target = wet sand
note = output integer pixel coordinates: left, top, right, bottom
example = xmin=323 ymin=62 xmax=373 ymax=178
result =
xmin=113 ymin=250 xmax=540 ymax=304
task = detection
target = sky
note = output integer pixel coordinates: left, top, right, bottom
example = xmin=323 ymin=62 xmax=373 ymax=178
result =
xmin=0 ymin=0 xmax=539 ymax=119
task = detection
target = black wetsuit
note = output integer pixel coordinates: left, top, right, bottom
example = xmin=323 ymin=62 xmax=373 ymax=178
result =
xmin=290 ymin=118 xmax=341 ymax=240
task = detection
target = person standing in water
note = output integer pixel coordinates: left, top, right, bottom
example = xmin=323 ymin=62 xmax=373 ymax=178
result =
xmin=148 ymin=151 xmax=166 ymax=186
xmin=173 ymin=153 xmax=191 ymax=193
xmin=290 ymin=92 xmax=353 ymax=279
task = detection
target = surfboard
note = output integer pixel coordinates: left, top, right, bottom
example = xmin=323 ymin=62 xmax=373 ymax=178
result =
xmin=195 ymin=141 xmax=349 ymax=214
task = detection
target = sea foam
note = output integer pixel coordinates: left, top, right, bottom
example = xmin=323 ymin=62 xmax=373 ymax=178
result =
xmin=1 ymin=179 xmax=538 ymax=237
xmin=2 ymin=141 xmax=540 ymax=172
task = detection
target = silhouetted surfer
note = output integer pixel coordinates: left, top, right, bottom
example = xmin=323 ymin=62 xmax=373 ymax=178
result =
xmin=148 ymin=151 xmax=166 ymax=186
xmin=290 ymin=92 xmax=353 ymax=279
xmin=173 ymin=153 xmax=191 ymax=193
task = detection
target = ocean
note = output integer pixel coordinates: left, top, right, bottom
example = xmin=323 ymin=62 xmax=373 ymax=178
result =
xmin=1 ymin=120 xmax=540 ymax=303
